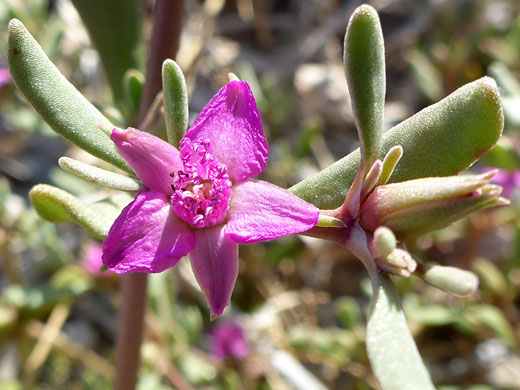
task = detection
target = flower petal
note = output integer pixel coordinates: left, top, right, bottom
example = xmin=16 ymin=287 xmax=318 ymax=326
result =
xmin=111 ymin=128 xmax=182 ymax=195
xmin=189 ymin=226 xmax=238 ymax=316
xmin=102 ymin=190 xmax=195 ymax=273
xmin=185 ymin=81 xmax=268 ymax=182
xmin=225 ymin=180 xmax=319 ymax=244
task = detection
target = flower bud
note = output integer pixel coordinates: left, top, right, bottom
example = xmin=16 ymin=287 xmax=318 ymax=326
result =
xmin=372 ymin=226 xmax=396 ymax=257
xmin=418 ymin=262 xmax=479 ymax=297
xmin=359 ymin=172 xmax=508 ymax=240
xmin=375 ymin=248 xmax=417 ymax=277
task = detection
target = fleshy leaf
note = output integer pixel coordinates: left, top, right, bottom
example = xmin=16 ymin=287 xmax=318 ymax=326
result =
xmin=58 ymin=157 xmax=144 ymax=192
xmin=367 ymin=273 xmax=436 ymax=390
xmin=29 ymin=184 xmax=119 ymax=240
xmin=8 ymin=19 xmax=132 ymax=173
xmin=361 ymin=185 xmax=506 ymax=241
xmin=360 ymin=173 xmax=497 ymax=229
xmin=379 ymin=145 xmax=403 ymax=185
xmin=162 ymin=59 xmax=188 ymax=147
xmin=316 ymin=214 xmax=346 ymax=228
xmin=71 ymin=0 xmax=143 ymax=106
xmin=344 ymin=5 xmax=385 ymax=169
xmin=290 ymin=77 xmax=503 ymax=209
xmin=123 ymin=69 xmax=144 ymax=124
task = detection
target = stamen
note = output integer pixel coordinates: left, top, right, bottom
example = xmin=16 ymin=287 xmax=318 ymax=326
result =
xmin=170 ymin=138 xmax=232 ymax=228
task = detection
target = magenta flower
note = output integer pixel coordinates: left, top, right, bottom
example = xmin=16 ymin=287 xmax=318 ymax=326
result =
xmin=486 ymin=168 xmax=520 ymax=198
xmin=0 ymin=67 xmax=10 ymax=88
xmin=82 ymin=242 xmax=108 ymax=277
xmin=209 ymin=321 xmax=249 ymax=360
xmin=102 ymin=81 xmax=319 ymax=316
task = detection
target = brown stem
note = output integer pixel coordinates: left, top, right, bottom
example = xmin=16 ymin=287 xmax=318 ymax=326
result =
xmin=139 ymin=0 xmax=185 ymax=123
xmin=115 ymin=274 xmax=148 ymax=390
xmin=115 ymin=1 xmax=185 ymax=389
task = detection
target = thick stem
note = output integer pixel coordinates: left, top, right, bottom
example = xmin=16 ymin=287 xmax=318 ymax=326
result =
xmin=303 ymin=220 xmax=378 ymax=280
xmin=115 ymin=1 xmax=185 ymax=389
xmin=302 ymin=225 xmax=350 ymax=246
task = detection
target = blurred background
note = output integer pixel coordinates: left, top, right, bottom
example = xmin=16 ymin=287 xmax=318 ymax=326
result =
xmin=1 ymin=0 xmax=520 ymax=389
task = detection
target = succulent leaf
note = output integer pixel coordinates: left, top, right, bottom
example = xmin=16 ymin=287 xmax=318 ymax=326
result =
xmin=344 ymin=5 xmax=385 ymax=169
xmin=162 ymin=59 xmax=188 ymax=147
xmin=367 ymin=273 xmax=436 ymax=390
xmin=29 ymin=184 xmax=119 ymax=240
xmin=8 ymin=19 xmax=132 ymax=173
xmin=290 ymin=77 xmax=504 ymax=209
xmin=58 ymin=157 xmax=144 ymax=192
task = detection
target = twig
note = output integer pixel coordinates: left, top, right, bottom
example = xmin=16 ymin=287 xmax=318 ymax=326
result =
xmin=24 ymin=320 xmax=114 ymax=380
xmin=145 ymin=314 xmax=195 ymax=390
xmin=23 ymin=303 xmax=71 ymax=387
xmin=138 ymin=91 xmax=164 ymax=131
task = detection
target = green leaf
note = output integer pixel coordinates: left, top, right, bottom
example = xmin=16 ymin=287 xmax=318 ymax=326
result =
xmin=488 ymin=62 xmax=520 ymax=97
xmin=8 ymin=19 xmax=132 ymax=173
xmin=3 ymin=284 xmax=78 ymax=314
xmin=379 ymin=145 xmax=403 ymax=185
xmin=471 ymin=258 xmax=508 ymax=297
xmin=408 ymin=49 xmax=443 ymax=102
xmin=344 ymin=5 xmax=385 ymax=169
xmin=405 ymin=302 xmax=459 ymax=327
xmin=316 ymin=214 xmax=346 ymax=227
xmin=123 ymin=69 xmax=145 ymax=124
xmin=58 ymin=157 xmax=144 ymax=192
xmin=70 ymin=0 xmax=143 ymax=107
xmin=367 ymin=273 xmax=435 ymax=390
xmin=479 ymin=140 xmax=520 ymax=170
xmin=359 ymin=173 xmax=506 ymax=240
xmin=290 ymin=77 xmax=503 ymax=209
xmin=29 ymin=184 xmax=119 ymax=240
xmin=336 ymin=297 xmax=361 ymax=329
xmin=465 ymin=305 xmax=517 ymax=348
xmin=162 ymin=59 xmax=188 ymax=147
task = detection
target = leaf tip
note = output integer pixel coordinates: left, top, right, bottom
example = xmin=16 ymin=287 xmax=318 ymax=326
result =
xmin=57 ymin=156 xmax=67 ymax=167
xmin=8 ymin=19 xmax=25 ymax=61
xmin=352 ymin=4 xmax=378 ymax=18
xmin=8 ymin=18 xmax=23 ymax=34
xmin=28 ymin=183 xmax=48 ymax=199
xmin=477 ymin=76 xmax=503 ymax=124
xmin=162 ymin=58 xmax=182 ymax=73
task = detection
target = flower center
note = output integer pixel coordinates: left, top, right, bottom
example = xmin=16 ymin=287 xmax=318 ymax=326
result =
xmin=170 ymin=138 xmax=232 ymax=228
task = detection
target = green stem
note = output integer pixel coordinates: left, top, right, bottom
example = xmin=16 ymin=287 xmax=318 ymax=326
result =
xmin=114 ymin=1 xmax=185 ymax=389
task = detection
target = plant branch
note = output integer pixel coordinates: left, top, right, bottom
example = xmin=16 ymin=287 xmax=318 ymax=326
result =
xmin=115 ymin=273 xmax=148 ymax=390
xmin=115 ymin=1 xmax=185 ymax=389
xmin=139 ymin=0 xmax=185 ymax=123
